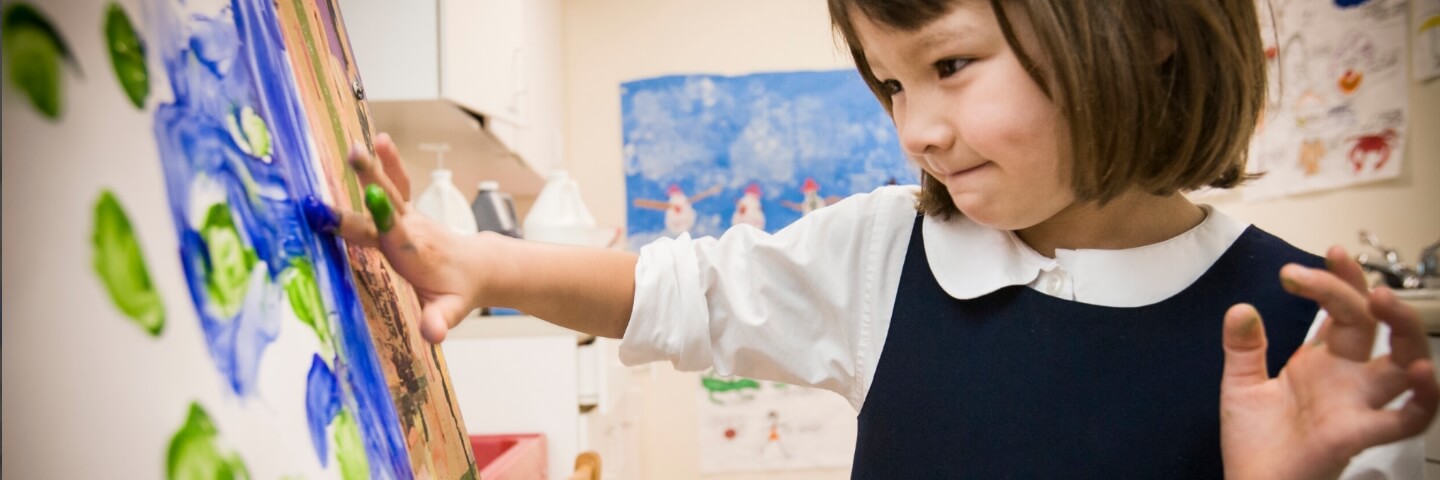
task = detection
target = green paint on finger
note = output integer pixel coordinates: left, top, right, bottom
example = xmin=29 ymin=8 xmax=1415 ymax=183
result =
xmin=332 ymin=409 xmax=370 ymax=480
xmin=201 ymin=203 xmax=258 ymax=318
xmin=92 ymin=190 xmax=166 ymax=336
xmin=104 ymin=2 xmax=148 ymax=108
xmin=364 ymin=184 xmax=394 ymax=233
xmin=166 ymin=402 xmax=251 ymax=480
xmin=2 ymin=3 xmax=72 ymax=119
xmin=283 ymin=257 xmax=332 ymax=350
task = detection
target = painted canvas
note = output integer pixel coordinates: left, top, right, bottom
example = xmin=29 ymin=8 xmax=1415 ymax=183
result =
xmin=1 ymin=0 xmax=475 ymax=478
xmin=620 ymin=69 xmax=915 ymax=473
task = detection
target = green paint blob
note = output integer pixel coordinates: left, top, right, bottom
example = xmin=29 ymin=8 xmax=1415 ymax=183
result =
xmin=225 ymin=107 xmax=272 ymax=160
xmin=1 ymin=3 xmax=69 ymax=119
xmin=92 ymin=190 xmax=166 ymax=336
xmin=332 ymin=409 xmax=370 ymax=480
xmin=700 ymin=375 xmax=761 ymax=405
xmin=363 ymin=184 xmax=394 ymax=233
xmin=283 ymin=258 xmax=332 ymax=349
xmin=201 ymin=203 xmax=258 ymax=318
xmin=166 ymin=402 xmax=251 ymax=480
xmin=104 ymin=2 xmax=148 ymax=108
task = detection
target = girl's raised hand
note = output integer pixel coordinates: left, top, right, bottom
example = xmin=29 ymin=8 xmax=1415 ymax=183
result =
xmin=329 ymin=133 xmax=486 ymax=344
xmin=1218 ymin=246 xmax=1438 ymax=479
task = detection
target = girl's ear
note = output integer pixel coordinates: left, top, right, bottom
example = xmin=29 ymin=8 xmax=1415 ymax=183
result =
xmin=1152 ymin=30 xmax=1177 ymax=64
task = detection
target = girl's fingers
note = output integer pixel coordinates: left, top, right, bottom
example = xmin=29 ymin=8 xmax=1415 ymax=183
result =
xmin=333 ymin=208 xmax=380 ymax=248
xmin=1221 ymin=303 xmax=1271 ymax=388
xmin=348 ymin=142 xmax=410 ymax=216
xmin=1283 ymin=264 xmax=1376 ymax=362
xmin=1371 ymin=287 xmax=1430 ymax=367
xmin=1325 ymin=246 xmax=1370 ymax=293
xmin=374 ymin=133 xmax=412 ymax=202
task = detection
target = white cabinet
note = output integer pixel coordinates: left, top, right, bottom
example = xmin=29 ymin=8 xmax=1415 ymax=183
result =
xmin=444 ymin=333 xmax=578 ymax=479
xmin=443 ymin=315 xmax=632 ymax=478
xmin=340 ymin=0 xmax=564 ymax=174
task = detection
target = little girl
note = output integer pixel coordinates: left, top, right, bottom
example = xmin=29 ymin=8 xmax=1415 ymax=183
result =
xmin=327 ymin=0 xmax=1436 ymax=477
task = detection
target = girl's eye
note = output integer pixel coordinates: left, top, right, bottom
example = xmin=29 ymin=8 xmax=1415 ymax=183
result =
xmin=880 ymin=79 xmax=903 ymax=96
xmin=936 ymin=58 xmax=972 ymax=78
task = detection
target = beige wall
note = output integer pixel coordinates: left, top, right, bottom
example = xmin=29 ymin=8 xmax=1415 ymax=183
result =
xmin=560 ymin=1 xmax=1440 ymax=479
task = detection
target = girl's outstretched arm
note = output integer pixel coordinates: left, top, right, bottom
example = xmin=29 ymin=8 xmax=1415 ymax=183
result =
xmin=329 ymin=133 xmax=636 ymax=343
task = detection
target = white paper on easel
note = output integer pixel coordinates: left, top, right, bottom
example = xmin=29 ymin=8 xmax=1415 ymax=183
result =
xmin=1417 ymin=0 xmax=1440 ymax=82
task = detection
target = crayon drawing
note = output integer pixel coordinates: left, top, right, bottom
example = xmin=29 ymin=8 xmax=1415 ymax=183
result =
xmin=1246 ymin=0 xmax=1408 ymax=200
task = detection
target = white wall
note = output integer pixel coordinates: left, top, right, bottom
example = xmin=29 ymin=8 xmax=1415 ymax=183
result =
xmin=559 ymin=1 xmax=1440 ymax=479
xmin=561 ymin=3 xmax=856 ymax=479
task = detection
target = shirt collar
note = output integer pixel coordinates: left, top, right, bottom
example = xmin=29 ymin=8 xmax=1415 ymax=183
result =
xmin=922 ymin=205 xmax=1250 ymax=307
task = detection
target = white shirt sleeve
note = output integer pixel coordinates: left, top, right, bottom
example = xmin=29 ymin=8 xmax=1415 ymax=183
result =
xmin=1304 ymin=311 xmax=1426 ymax=479
xmin=619 ymin=186 xmax=917 ymax=405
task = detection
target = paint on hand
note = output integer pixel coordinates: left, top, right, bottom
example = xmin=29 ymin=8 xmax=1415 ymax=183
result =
xmin=201 ymin=203 xmax=259 ymax=319
xmin=301 ymin=195 xmax=340 ymax=234
xmin=364 ymin=184 xmax=394 ymax=233
xmin=284 ymin=258 xmax=332 ymax=349
xmin=104 ymin=2 xmax=148 ymax=109
xmin=333 ymin=408 xmax=372 ymax=480
xmin=1 ymin=3 xmax=73 ymax=119
xmin=166 ymin=402 xmax=251 ymax=480
xmin=305 ymin=354 xmax=341 ymax=465
xmin=226 ymin=106 xmax=272 ymax=162
xmin=92 ymin=190 xmax=166 ymax=336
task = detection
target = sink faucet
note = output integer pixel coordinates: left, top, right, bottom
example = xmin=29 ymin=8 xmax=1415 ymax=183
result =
xmin=1355 ymin=230 xmax=1436 ymax=290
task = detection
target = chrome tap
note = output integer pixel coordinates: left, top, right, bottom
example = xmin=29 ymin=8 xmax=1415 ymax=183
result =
xmin=1419 ymin=239 xmax=1439 ymax=285
xmin=1354 ymin=231 xmax=1434 ymax=290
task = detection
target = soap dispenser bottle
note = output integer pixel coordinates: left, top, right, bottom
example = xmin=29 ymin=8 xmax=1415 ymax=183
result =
xmin=413 ymin=143 xmax=479 ymax=235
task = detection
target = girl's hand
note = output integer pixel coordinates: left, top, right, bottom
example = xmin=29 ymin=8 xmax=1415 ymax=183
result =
xmin=1219 ymin=246 xmax=1438 ymax=479
xmin=329 ymin=133 xmax=485 ymax=343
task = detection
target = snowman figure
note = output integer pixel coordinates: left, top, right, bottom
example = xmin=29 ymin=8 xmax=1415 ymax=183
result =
xmin=731 ymin=183 xmax=766 ymax=230
xmin=633 ymin=184 xmax=721 ymax=235
xmin=783 ymin=178 xmax=841 ymax=216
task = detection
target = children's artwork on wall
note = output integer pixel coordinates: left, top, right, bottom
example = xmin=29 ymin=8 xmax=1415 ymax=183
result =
xmin=1417 ymin=0 xmax=1440 ymax=81
xmin=621 ymin=70 xmax=917 ymax=250
xmin=1245 ymin=0 xmax=1409 ymax=200
xmin=621 ymin=69 xmax=914 ymax=473
xmin=1 ymin=0 xmax=474 ymax=478
xmin=696 ymin=373 xmax=859 ymax=474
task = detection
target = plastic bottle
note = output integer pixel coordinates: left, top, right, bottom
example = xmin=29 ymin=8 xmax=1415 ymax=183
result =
xmin=413 ymin=144 xmax=479 ymax=235
xmin=471 ymin=181 xmax=522 ymax=238
xmin=524 ymin=170 xmax=603 ymax=246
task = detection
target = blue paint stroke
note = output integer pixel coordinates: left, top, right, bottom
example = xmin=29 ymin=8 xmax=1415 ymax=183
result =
xmin=147 ymin=0 xmax=412 ymax=478
xmin=1334 ymin=0 xmax=1372 ymax=8
xmin=306 ymin=354 xmax=341 ymax=465
xmin=621 ymin=70 xmax=916 ymax=251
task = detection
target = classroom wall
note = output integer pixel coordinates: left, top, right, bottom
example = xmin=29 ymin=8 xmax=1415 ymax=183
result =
xmin=559 ymin=1 xmax=1439 ymax=479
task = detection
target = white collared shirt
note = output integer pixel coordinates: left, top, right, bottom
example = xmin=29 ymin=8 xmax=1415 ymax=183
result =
xmin=621 ymin=185 xmax=1417 ymax=477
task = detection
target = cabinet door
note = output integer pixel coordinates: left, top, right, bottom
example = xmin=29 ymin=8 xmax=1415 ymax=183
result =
xmin=340 ymin=0 xmax=440 ymax=100
xmin=443 ymin=336 xmax=578 ymax=480
xmin=441 ymin=0 xmax=526 ymax=125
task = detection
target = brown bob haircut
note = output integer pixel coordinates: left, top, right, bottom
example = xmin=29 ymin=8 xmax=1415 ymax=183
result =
xmin=829 ymin=0 xmax=1265 ymax=218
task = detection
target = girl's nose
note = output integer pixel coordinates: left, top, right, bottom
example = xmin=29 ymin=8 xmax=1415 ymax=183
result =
xmin=896 ymin=94 xmax=956 ymax=157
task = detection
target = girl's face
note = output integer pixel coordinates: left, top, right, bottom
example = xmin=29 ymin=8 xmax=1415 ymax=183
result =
xmin=853 ymin=1 xmax=1075 ymax=231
